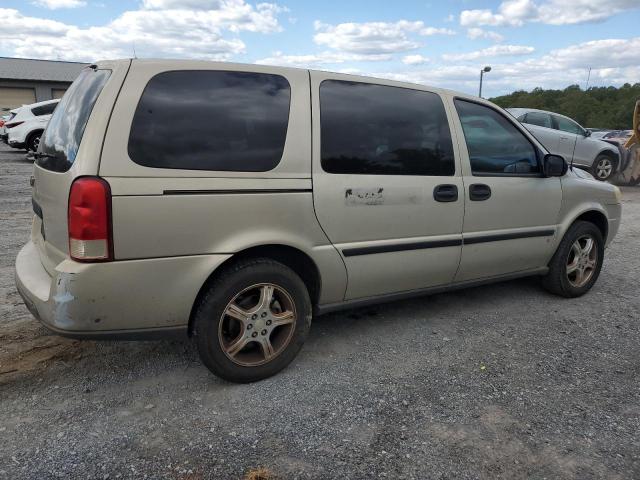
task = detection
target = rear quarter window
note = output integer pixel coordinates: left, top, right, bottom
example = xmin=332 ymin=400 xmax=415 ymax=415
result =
xmin=31 ymin=102 xmax=57 ymax=116
xmin=128 ymin=70 xmax=291 ymax=172
xmin=38 ymin=68 xmax=111 ymax=172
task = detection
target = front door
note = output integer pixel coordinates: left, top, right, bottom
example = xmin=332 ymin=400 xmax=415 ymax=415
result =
xmin=450 ymin=99 xmax=562 ymax=282
xmin=552 ymin=114 xmax=584 ymax=165
xmin=311 ymin=72 xmax=465 ymax=300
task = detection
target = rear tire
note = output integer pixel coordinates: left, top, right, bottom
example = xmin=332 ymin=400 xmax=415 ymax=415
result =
xmin=542 ymin=221 xmax=604 ymax=298
xmin=194 ymin=258 xmax=312 ymax=383
xmin=27 ymin=131 xmax=42 ymax=152
xmin=591 ymin=154 xmax=616 ymax=181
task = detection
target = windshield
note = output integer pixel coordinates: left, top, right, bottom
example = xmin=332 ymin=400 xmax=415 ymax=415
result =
xmin=38 ymin=68 xmax=111 ymax=172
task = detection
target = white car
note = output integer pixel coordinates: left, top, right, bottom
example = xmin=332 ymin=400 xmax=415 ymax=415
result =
xmin=507 ymin=108 xmax=620 ymax=181
xmin=6 ymin=99 xmax=59 ymax=152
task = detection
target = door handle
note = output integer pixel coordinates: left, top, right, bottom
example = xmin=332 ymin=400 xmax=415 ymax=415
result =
xmin=469 ymin=183 xmax=491 ymax=201
xmin=433 ymin=184 xmax=458 ymax=202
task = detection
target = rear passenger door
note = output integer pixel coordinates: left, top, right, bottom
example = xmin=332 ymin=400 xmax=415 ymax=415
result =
xmin=311 ymin=73 xmax=464 ymax=300
xmin=451 ymin=99 xmax=562 ymax=282
xmin=521 ymin=111 xmax=559 ymax=153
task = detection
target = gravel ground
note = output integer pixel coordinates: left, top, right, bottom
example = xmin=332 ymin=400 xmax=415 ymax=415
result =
xmin=1 ymin=142 xmax=639 ymax=480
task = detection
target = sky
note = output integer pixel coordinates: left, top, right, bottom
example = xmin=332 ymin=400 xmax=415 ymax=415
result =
xmin=1 ymin=0 xmax=639 ymax=97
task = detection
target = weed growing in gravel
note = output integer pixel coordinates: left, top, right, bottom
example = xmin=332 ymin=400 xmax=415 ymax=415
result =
xmin=244 ymin=467 xmax=275 ymax=480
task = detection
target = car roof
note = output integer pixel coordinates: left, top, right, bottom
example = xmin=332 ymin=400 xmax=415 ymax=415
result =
xmin=96 ymin=58 xmax=480 ymax=103
xmin=506 ymin=107 xmax=579 ymax=123
xmin=27 ymin=98 xmax=60 ymax=108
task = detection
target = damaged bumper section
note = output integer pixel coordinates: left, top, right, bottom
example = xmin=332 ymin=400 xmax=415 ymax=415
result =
xmin=15 ymin=240 xmax=231 ymax=339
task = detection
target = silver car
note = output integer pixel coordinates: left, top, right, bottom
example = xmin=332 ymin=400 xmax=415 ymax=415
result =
xmin=15 ymin=60 xmax=622 ymax=382
xmin=508 ymin=108 xmax=620 ymax=181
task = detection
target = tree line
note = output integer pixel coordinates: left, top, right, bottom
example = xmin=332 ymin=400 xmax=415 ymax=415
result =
xmin=491 ymin=83 xmax=640 ymax=130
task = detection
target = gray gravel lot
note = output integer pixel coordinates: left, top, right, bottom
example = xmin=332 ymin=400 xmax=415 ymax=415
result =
xmin=1 ymin=142 xmax=639 ymax=479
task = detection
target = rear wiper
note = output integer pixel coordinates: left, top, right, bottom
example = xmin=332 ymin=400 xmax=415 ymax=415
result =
xmin=33 ymin=152 xmax=56 ymax=159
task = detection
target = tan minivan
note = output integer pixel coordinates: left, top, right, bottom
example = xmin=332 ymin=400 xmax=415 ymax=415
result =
xmin=16 ymin=59 xmax=622 ymax=382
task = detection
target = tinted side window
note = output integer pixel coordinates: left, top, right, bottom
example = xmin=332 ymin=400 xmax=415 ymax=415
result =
xmin=553 ymin=116 xmax=584 ymax=135
xmin=454 ymin=100 xmax=539 ymax=175
xmin=32 ymin=102 xmax=57 ymax=116
xmin=320 ymin=80 xmax=455 ymax=176
xmin=39 ymin=69 xmax=111 ymax=172
xmin=128 ymin=71 xmax=291 ymax=171
xmin=524 ymin=112 xmax=552 ymax=129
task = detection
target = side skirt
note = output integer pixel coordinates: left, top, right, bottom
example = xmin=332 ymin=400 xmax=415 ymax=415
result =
xmin=314 ymin=267 xmax=549 ymax=316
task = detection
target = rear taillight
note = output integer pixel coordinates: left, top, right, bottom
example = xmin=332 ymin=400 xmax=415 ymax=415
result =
xmin=5 ymin=121 xmax=24 ymax=129
xmin=0 ymin=120 xmax=4 ymax=128
xmin=68 ymin=177 xmax=112 ymax=262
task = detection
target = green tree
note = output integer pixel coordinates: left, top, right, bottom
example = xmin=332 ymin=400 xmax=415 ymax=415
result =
xmin=491 ymin=84 xmax=640 ymax=129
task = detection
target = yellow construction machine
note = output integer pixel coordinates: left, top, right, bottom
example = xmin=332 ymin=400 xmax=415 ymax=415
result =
xmin=617 ymin=99 xmax=640 ymax=185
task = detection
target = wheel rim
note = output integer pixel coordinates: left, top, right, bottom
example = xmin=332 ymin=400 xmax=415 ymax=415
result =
xmin=32 ymin=135 xmax=40 ymax=151
xmin=218 ymin=283 xmax=297 ymax=367
xmin=595 ymin=158 xmax=612 ymax=179
xmin=566 ymin=234 xmax=598 ymax=288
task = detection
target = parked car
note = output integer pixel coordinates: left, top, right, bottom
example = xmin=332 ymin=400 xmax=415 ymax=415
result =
xmin=16 ymin=60 xmax=622 ymax=383
xmin=0 ymin=113 xmax=11 ymax=143
xmin=507 ymin=108 xmax=620 ymax=181
xmin=601 ymin=130 xmax=633 ymax=145
xmin=587 ymin=129 xmax=612 ymax=140
xmin=5 ymin=99 xmax=59 ymax=152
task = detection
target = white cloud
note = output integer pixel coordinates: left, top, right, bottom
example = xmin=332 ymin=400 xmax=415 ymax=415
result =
xmin=313 ymin=21 xmax=424 ymax=55
xmin=443 ymin=45 xmax=535 ymax=61
xmin=142 ymin=0 xmax=222 ymax=8
xmin=32 ymin=0 xmax=86 ymax=8
xmin=256 ymin=51 xmax=391 ymax=68
xmin=467 ymin=28 xmax=504 ymax=42
xmin=0 ymin=2 xmax=283 ymax=61
xmin=461 ymin=0 xmax=640 ymax=27
xmin=375 ymin=37 xmax=640 ymax=96
xmin=420 ymin=27 xmax=456 ymax=36
xmin=402 ymin=54 xmax=430 ymax=65
xmin=461 ymin=0 xmax=538 ymax=27
xmin=312 ymin=20 xmax=455 ymax=57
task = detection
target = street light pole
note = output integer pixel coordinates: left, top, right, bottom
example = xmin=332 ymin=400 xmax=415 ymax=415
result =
xmin=479 ymin=66 xmax=492 ymax=98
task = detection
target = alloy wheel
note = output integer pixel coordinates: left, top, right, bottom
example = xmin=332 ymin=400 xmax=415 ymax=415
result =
xmin=218 ymin=283 xmax=297 ymax=367
xmin=566 ymin=234 xmax=598 ymax=288
xmin=595 ymin=157 xmax=613 ymax=179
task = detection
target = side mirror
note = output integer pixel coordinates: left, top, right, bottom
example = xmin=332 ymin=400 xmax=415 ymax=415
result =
xmin=543 ymin=154 xmax=568 ymax=177
xmin=584 ymin=129 xmax=591 ymax=137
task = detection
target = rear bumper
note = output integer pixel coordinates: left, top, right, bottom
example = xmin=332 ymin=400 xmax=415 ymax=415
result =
xmin=15 ymin=240 xmax=231 ymax=339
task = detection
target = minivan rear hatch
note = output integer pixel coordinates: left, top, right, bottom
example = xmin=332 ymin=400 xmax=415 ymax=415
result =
xmin=31 ymin=61 xmax=130 ymax=274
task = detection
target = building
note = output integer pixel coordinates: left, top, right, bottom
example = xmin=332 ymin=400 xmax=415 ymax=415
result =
xmin=0 ymin=57 xmax=88 ymax=112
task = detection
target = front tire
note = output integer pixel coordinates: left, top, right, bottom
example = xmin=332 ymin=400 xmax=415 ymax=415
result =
xmin=194 ymin=258 xmax=312 ymax=383
xmin=542 ymin=221 xmax=604 ymax=298
xmin=592 ymin=154 xmax=616 ymax=181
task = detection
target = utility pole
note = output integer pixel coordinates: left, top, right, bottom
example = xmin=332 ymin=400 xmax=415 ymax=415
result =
xmin=585 ymin=67 xmax=592 ymax=90
xmin=479 ymin=66 xmax=491 ymax=98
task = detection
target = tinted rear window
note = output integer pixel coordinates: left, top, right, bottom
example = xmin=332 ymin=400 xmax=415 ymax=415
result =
xmin=32 ymin=102 xmax=57 ymax=116
xmin=320 ymin=80 xmax=454 ymax=176
xmin=38 ymin=68 xmax=111 ymax=172
xmin=524 ymin=112 xmax=552 ymax=129
xmin=128 ymin=70 xmax=291 ymax=171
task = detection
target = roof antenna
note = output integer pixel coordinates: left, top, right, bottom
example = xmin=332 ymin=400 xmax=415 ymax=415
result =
xmin=132 ymin=43 xmax=137 ymax=59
